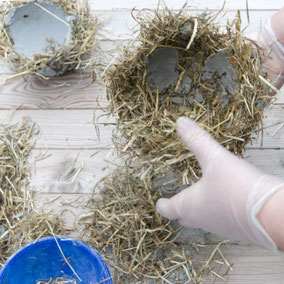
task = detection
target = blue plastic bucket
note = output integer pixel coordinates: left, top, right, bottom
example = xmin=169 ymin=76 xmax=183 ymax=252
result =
xmin=0 ymin=236 xmax=113 ymax=284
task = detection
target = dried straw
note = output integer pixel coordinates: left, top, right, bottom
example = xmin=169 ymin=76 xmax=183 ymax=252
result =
xmin=36 ymin=278 xmax=77 ymax=284
xmin=87 ymin=163 xmax=231 ymax=283
xmin=0 ymin=117 xmax=64 ymax=267
xmin=106 ymin=6 xmax=274 ymax=183
xmin=0 ymin=0 xmax=98 ymax=79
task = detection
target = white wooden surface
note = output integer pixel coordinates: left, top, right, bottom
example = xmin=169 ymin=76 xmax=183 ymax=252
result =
xmin=1 ymin=0 xmax=284 ymax=283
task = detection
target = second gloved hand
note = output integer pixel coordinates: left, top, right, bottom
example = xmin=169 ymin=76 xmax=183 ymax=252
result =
xmin=248 ymin=8 xmax=284 ymax=89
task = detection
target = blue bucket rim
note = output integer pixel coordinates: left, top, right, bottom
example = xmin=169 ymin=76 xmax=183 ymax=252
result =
xmin=0 ymin=236 xmax=112 ymax=283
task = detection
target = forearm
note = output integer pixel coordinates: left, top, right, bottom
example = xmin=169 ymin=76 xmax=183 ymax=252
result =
xmin=258 ymin=187 xmax=284 ymax=251
xmin=256 ymin=9 xmax=284 ymax=250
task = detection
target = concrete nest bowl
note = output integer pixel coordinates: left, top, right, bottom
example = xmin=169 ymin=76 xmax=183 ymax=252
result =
xmin=0 ymin=0 xmax=98 ymax=77
xmin=106 ymin=8 xmax=274 ymax=182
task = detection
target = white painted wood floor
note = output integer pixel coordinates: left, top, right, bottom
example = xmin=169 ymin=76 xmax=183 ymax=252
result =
xmin=1 ymin=0 xmax=284 ymax=283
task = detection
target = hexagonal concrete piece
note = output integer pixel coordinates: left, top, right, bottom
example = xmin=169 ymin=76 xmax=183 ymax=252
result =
xmin=5 ymin=2 xmax=71 ymax=60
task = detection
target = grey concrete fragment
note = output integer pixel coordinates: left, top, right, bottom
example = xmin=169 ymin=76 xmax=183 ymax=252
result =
xmin=5 ymin=2 xmax=73 ymax=61
xmin=201 ymin=51 xmax=239 ymax=108
xmin=146 ymin=47 xmax=180 ymax=93
xmin=195 ymin=89 xmax=204 ymax=103
xmin=171 ymin=220 xmax=207 ymax=244
xmin=171 ymin=96 xmax=185 ymax=104
xmin=188 ymin=95 xmax=194 ymax=104
xmin=153 ymin=168 xmax=182 ymax=195
xmin=202 ymin=51 xmax=238 ymax=94
xmin=178 ymin=75 xmax=192 ymax=94
xmin=0 ymin=225 xmax=6 ymax=235
xmin=179 ymin=21 xmax=193 ymax=42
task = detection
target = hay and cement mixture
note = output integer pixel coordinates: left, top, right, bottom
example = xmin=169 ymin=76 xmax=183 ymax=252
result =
xmin=107 ymin=8 xmax=274 ymax=183
xmin=0 ymin=117 xmax=64 ymax=267
xmin=87 ymin=164 xmax=231 ymax=283
xmin=0 ymin=0 xmax=98 ymax=77
xmin=87 ymin=6 xmax=275 ymax=283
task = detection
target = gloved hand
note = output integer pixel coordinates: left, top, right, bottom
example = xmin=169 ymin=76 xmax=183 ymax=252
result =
xmin=156 ymin=117 xmax=284 ymax=250
xmin=249 ymin=8 xmax=284 ymax=89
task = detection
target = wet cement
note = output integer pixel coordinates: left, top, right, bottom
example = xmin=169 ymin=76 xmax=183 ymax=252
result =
xmin=201 ymin=51 xmax=239 ymax=107
xmin=146 ymin=47 xmax=180 ymax=93
xmin=146 ymin=47 xmax=239 ymax=108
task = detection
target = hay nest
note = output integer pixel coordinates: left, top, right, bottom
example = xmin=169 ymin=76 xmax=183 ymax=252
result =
xmin=107 ymin=7 xmax=274 ymax=183
xmin=0 ymin=0 xmax=98 ymax=78
xmin=0 ymin=117 xmax=64 ymax=267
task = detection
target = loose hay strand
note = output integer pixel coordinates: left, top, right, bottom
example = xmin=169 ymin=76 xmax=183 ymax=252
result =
xmin=47 ymin=221 xmax=82 ymax=282
xmin=0 ymin=117 xmax=64 ymax=267
xmin=0 ymin=71 xmax=49 ymax=86
xmin=186 ymin=18 xmax=198 ymax=50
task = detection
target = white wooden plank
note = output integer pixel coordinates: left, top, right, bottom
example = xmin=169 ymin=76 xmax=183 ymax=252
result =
xmin=0 ymin=72 xmax=108 ymax=110
xmin=34 ymin=193 xmax=92 ymax=234
xmin=246 ymin=149 xmax=284 ymax=178
xmin=88 ymin=0 xmax=282 ymax=11
xmin=0 ymin=40 xmax=116 ymax=110
xmin=0 ymin=63 xmax=11 ymax=74
xmin=0 ymin=109 xmax=115 ymax=149
xmin=1 ymin=107 xmax=284 ymax=150
xmin=196 ymin=244 xmax=284 ymax=284
xmin=275 ymin=87 xmax=284 ymax=104
xmin=0 ymin=68 xmax=282 ymax=112
xmin=29 ymin=149 xmax=120 ymax=194
xmin=248 ymin=106 xmax=284 ymax=148
xmin=28 ymin=148 xmax=284 ymax=195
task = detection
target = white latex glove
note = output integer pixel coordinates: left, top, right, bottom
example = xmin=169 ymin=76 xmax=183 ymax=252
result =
xmin=156 ymin=117 xmax=284 ymax=250
xmin=249 ymin=9 xmax=284 ymax=89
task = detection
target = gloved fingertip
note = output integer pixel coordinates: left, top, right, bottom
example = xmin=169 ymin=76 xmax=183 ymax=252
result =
xmin=176 ymin=116 xmax=188 ymax=125
xmin=176 ymin=116 xmax=189 ymax=127
xmin=176 ymin=117 xmax=192 ymax=137
xmin=156 ymin=198 xmax=169 ymax=218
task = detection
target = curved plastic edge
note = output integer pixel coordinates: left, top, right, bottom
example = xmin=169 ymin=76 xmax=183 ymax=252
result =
xmin=0 ymin=236 xmax=112 ymax=283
